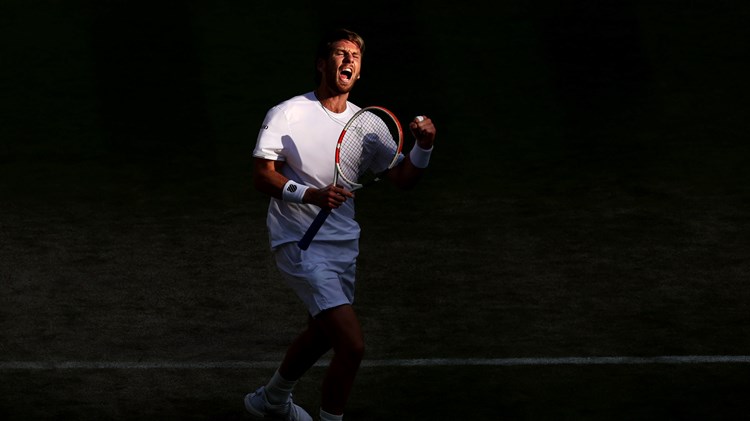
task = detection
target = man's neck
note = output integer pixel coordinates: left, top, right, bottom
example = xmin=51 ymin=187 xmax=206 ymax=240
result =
xmin=314 ymin=89 xmax=349 ymax=113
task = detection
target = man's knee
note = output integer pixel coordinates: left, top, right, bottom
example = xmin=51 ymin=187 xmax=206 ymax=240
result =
xmin=336 ymin=336 xmax=365 ymax=367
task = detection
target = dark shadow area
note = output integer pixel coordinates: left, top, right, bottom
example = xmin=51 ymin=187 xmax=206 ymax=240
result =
xmin=537 ymin=0 xmax=652 ymax=145
xmin=91 ymin=0 xmax=216 ymax=186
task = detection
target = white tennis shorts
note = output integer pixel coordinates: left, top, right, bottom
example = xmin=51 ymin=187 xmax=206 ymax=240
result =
xmin=273 ymin=240 xmax=359 ymax=317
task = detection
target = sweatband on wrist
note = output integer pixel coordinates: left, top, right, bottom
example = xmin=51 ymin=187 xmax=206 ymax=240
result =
xmin=282 ymin=180 xmax=309 ymax=203
xmin=409 ymin=144 xmax=433 ymax=169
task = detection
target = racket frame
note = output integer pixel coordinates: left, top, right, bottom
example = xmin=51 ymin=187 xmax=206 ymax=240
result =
xmin=297 ymin=106 xmax=403 ymax=250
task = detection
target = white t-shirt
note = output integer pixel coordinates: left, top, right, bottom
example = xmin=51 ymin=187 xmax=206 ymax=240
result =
xmin=253 ymin=92 xmax=362 ymax=248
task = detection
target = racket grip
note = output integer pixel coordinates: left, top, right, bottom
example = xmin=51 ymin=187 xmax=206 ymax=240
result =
xmin=297 ymin=208 xmax=332 ymax=250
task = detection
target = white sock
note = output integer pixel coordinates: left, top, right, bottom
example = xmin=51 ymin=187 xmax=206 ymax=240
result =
xmin=264 ymin=370 xmax=297 ymax=405
xmin=320 ymin=408 xmax=343 ymax=421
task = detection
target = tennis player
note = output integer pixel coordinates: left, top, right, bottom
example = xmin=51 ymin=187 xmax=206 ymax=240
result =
xmin=245 ymin=28 xmax=437 ymax=421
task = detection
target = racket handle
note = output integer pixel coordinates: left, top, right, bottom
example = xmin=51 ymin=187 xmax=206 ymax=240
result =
xmin=297 ymin=208 xmax=332 ymax=250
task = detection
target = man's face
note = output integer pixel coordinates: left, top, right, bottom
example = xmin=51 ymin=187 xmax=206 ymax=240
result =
xmin=318 ymin=40 xmax=362 ymax=94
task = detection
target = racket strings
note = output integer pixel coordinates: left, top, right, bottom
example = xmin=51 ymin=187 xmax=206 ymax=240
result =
xmin=338 ymin=111 xmax=398 ymax=185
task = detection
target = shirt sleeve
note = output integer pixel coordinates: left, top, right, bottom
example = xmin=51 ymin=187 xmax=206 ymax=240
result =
xmin=253 ymin=105 xmax=287 ymax=161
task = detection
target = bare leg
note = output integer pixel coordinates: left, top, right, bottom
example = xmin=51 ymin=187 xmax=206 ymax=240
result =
xmin=315 ymin=304 xmax=365 ymax=415
xmin=278 ymin=315 xmax=333 ymax=381
xmin=276 ymin=304 xmax=364 ymax=415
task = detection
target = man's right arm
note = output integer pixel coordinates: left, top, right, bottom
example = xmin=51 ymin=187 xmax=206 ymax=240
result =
xmin=252 ymin=157 xmax=352 ymax=209
xmin=252 ymin=157 xmax=288 ymax=200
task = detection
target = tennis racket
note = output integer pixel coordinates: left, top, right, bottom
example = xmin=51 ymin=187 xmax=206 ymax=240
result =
xmin=297 ymin=106 xmax=404 ymax=250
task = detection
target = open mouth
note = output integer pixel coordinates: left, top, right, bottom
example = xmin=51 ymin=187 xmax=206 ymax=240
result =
xmin=341 ymin=68 xmax=353 ymax=80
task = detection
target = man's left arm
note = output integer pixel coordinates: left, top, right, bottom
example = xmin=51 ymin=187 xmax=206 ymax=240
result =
xmin=387 ymin=115 xmax=436 ymax=189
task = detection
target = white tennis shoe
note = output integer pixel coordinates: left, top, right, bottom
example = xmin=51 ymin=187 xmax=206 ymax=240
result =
xmin=244 ymin=386 xmax=312 ymax=421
